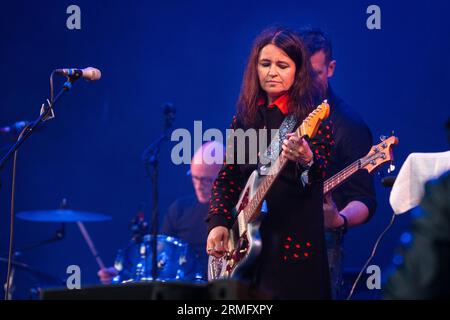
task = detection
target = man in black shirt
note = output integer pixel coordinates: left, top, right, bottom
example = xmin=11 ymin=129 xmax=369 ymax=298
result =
xmin=300 ymin=29 xmax=377 ymax=299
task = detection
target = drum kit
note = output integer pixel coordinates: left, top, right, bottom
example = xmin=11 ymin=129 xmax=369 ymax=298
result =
xmin=1 ymin=105 xmax=200 ymax=300
xmin=112 ymin=234 xmax=198 ymax=283
xmin=2 ymin=204 xmax=200 ymax=298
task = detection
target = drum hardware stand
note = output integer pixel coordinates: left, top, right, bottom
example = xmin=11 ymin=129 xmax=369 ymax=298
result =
xmin=3 ymin=198 xmax=69 ymax=258
xmin=130 ymin=203 xmax=149 ymax=242
xmin=0 ymin=224 xmax=66 ymax=299
xmin=142 ymin=103 xmax=175 ymax=281
xmin=1 ymin=198 xmax=68 ymax=297
xmin=3 ymin=254 xmax=16 ymax=300
xmin=1 ymin=224 xmax=66 ymax=257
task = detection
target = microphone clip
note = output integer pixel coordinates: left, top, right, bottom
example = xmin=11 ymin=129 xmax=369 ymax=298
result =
xmin=39 ymin=99 xmax=55 ymax=122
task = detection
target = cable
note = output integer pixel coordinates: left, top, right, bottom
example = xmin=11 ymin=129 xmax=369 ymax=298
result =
xmin=4 ymin=148 xmax=19 ymax=300
xmin=346 ymin=212 xmax=397 ymax=300
xmin=50 ymin=71 xmax=55 ymax=106
xmin=4 ymin=118 xmax=32 ymax=299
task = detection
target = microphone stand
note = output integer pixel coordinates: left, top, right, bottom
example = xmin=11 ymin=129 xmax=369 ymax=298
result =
xmin=142 ymin=104 xmax=175 ymax=281
xmin=0 ymin=73 xmax=82 ymax=299
xmin=0 ymin=75 xmax=74 ymax=172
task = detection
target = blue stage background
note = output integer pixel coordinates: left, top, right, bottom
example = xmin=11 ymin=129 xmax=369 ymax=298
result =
xmin=0 ymin=0 xmax=449 ymax=298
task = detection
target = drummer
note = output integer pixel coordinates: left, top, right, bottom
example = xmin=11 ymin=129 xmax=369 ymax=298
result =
xmin=98 ymin=141 xmax=224 ymax=284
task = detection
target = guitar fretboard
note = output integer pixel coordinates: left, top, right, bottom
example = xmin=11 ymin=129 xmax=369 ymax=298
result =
xmin=242 ymin=155 xmax=288 ymax=224
xmin=235 ymin=102 xmax=329 ymax=227
xmin=323 ymin=159 xmax=361 ymax=194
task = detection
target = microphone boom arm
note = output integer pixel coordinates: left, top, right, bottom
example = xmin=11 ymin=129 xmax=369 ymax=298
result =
xmin=0 ymin=73 xmax=74 ymax=172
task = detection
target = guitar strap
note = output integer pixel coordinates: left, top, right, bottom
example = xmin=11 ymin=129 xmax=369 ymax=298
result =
xmin=258 ymin=113 xmax=297 ymax=175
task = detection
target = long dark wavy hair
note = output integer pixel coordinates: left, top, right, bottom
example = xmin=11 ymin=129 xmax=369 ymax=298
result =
xmin=236 ymin=27 xmax=324 ymax=127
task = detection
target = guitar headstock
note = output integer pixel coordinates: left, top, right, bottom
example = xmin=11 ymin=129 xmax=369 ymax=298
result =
xmin=362 ymin=136 xmax=399 ymax=173
xmin=298 ymin=100 xmax=330 ymax=139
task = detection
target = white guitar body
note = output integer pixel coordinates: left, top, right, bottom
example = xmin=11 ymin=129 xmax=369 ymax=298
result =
xmin=208 ymin=170 xmax=264 ymax=281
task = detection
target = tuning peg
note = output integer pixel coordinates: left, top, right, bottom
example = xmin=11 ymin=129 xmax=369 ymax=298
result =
xmin=379 ymin=135 xmax=387 ymax=142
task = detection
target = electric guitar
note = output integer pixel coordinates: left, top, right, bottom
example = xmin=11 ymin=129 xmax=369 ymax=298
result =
xmin=324 ymin=135 xmax=399 ymax=194
xmin=208 ymin=100 xmax=330 ymax=280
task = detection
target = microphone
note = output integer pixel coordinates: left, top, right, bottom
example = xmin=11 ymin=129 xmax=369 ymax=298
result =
xmin=54 ymin=67 xmax=101 ymax=81
xmin=0 ymin=121 xmax=29 ymax=135
xmin=381 ymin=175 xmax=396 ymax=188
xmin=163 ymin=102 xmax=176 ymax=129
xmin=163 ymin=102 xmax=176 ymax=115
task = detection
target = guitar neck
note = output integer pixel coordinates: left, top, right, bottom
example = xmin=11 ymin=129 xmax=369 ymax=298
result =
xmin=324 ymin=155 xmax=373 ymax=194
xmin=234 ymin=102 xmax=330 ymax=227
xmin=242 ymin=154 xmax=289 ymax=224
xmin=245 ymin=147 xmax=370 ymax=221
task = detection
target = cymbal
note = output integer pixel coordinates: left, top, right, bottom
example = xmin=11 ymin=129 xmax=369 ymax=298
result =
xmin=16 ymin=210 xmax=112 ymax=222
xmin=0 ymin=257 xmax=64 ymax=285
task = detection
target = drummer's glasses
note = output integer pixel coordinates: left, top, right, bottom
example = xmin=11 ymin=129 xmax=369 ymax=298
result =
xmin=186 ymin=169 xmax=215 ymax=185
xmin=188 ymin=172 xmax=215 ymax=185
xmin=191 ymin=175 xmax=215 ymax=185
